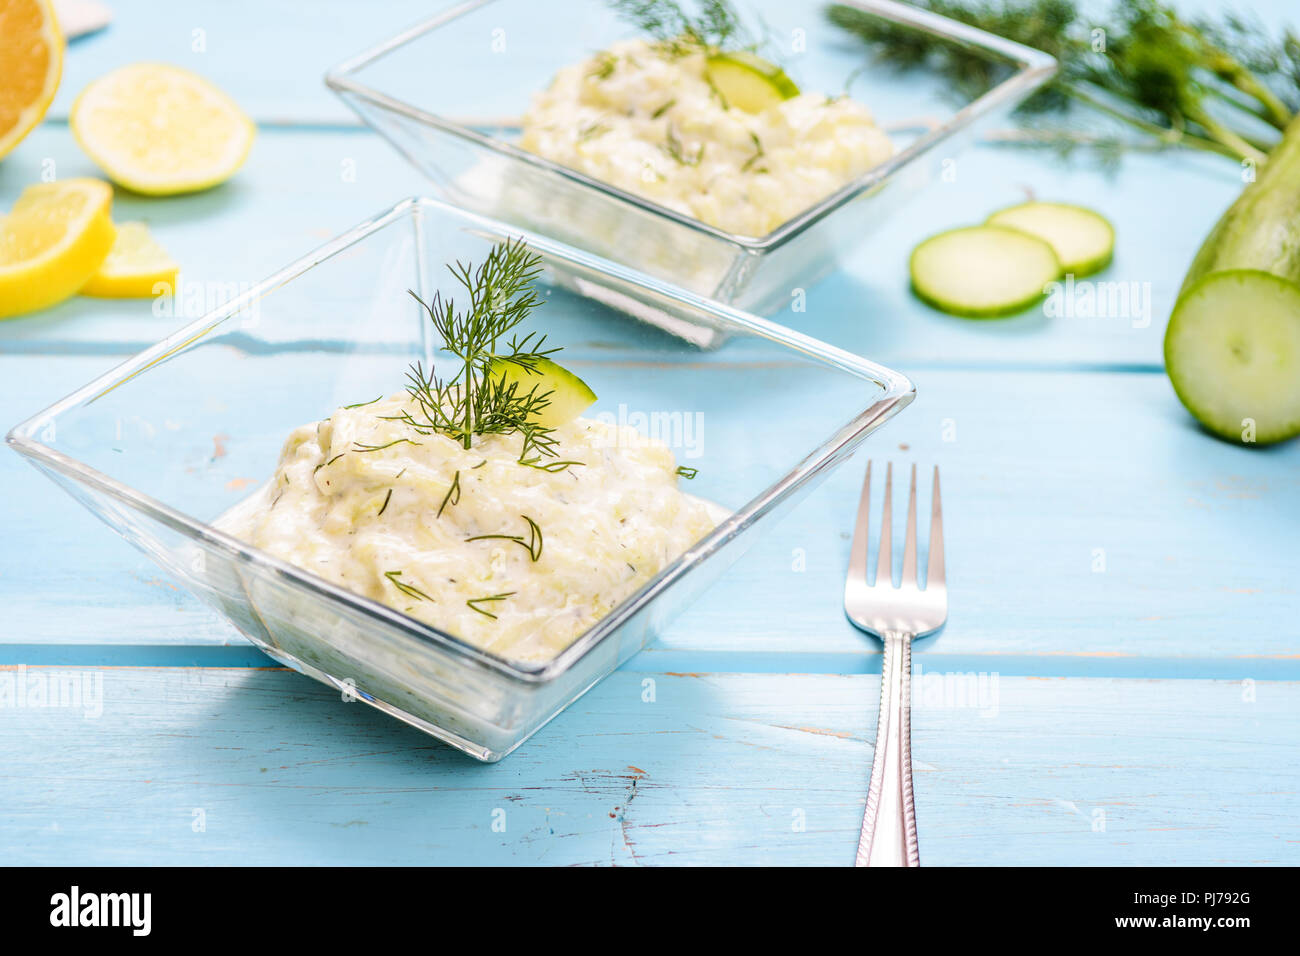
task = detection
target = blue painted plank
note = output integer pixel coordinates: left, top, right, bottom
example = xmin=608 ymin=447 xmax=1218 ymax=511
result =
xmin=5 ymin=359 xmax=1298 ymax=669
xmin=0 ymin=667 xmax=1293 ymax=865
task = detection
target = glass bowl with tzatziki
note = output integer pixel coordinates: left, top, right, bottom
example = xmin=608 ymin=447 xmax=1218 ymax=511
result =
xmin=327 ymin=0 xmax=1054 ymax=328
xmin=8 ymin=198 xmax=913 ymax=761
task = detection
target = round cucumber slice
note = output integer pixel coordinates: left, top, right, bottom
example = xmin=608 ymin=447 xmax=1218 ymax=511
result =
xmin=987 ymin=201 xmax=1115 ymax=277
xmin=488 ymin=356 xmax=597 ymax=428
xmin=1164 ymin=269 xmax=1300 ymax=445
xmin=909 ymin=225 xmax=1061 ymax=318
xmin=704 ymin=51 xmax=799 ymax=112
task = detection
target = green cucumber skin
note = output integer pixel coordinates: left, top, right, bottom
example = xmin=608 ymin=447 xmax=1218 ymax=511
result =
xmin=1179 ymin=113 xmax=1300 ymax=297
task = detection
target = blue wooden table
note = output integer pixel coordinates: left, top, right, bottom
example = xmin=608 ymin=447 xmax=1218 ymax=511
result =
xmin=2 ymin=1 xmax=1298 ymax=866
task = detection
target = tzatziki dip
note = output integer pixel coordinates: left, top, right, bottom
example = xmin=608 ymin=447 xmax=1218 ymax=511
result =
xmin=520 ymin=38 xmax=894 ymax=237
xmin=216 ymin=402 xmax=717 ymax=663
xmin=215 ymin=239 xmax=720 ymax=664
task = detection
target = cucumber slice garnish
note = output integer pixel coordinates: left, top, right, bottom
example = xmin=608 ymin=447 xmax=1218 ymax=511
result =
xmin=909 ymin=225 xmax=1061 ymax=318
xmin=1164 ymin=269 xmax=1300 ymax=445
xmin=704 ymin=51 xmax=800 ymax=112
xmin=987 ymin=201 xmax=1115 ymax=277
xmin=488 ymin=356 xmax=597 ymax=428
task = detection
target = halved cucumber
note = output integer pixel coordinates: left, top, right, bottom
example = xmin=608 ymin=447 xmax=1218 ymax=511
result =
xmin=1164 ymin=269 xmax=1300 ymax=445
xmin=488 ymin=356 xmax=597 ymax=428
xmin=704 ymin=51 xmax=800 ymax=113
xmin=909 ymin=225 xmax=1061 ymax=318
xmin=986 ymin=202 xmax=1114 ymax=277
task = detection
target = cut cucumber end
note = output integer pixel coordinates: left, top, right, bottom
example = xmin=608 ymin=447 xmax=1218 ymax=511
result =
xmin=986 ymin=201 xmax=1115 ymax=277
xmin=488 ymin=356 xmax=597 ymax=429
xmin=704 ymin=52 xmax=800 ymax=113
xmin=909 ymin=225 xmax=1061 ymax=318
xmin=1165 ymin=270 xmax=1300 ymax=445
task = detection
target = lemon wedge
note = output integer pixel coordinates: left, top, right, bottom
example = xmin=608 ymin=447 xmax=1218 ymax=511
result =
xmin=81 ymin=221 xmax=179 ymax=298
xmin=704 ymin=52 xmax=800 ymax=113
xmin=71 ymin=63 xmax=255 ymax=195
xmin=0 ymin=0 xmax=63 ymax=160
xmin=0 ymin=178 xmax=116 ymax=319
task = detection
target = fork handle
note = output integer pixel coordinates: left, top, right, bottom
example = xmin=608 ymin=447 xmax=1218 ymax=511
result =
xmin=855 ymin=630 xmax=920 ymax=867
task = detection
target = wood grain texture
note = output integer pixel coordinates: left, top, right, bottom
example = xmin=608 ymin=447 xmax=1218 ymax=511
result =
xmin=6 ymin=359 xmax=1296 ymax=668
xmin=0 ymin=667 xmax=1294 ymax=865
xmin=0 ymin=0 xmax=1296 ymax=865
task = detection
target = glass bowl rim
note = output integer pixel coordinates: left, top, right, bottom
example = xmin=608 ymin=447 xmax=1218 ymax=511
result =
xmin=324 ymin=0 xmax=1057 ymax=248
xmin=7 ymin=195 xmax=915 ymax=684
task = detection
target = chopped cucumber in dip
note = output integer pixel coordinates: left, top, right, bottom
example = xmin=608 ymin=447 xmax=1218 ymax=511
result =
xmin=489 ymin=356 xmax=597 ymax=428
xmin=909 ymin=225 xmax=1061 ymax=318
xmin=704 ymin=51 xmax=800 ymax=112
xmin=1165 ymin=270 xmax=1300 ymax=445
xmin=986 ymin=201 xmax=1115 ymax=277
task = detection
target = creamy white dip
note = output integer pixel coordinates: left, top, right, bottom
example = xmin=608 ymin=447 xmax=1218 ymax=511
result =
xmin=520 ymin=39 xmax=894 ymax=237
xmin=215 ymin=394 xmax=719 ymax=663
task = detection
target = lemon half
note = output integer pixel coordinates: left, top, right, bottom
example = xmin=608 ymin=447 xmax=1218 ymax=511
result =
xmin=0 ymin=178 xmax=116 ymax=319
xmin=71 ymin=63 xmax=255 ymax=195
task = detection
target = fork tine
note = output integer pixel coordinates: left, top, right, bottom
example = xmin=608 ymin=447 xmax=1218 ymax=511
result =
xmin=900 ymin=463 xmax=919 ymax=588
xmin=847 ymin=460 xmax=872 ymax=586
xmin=926 ymin=466 xmax=945 ymax=592
xmin=875 ymin=462 xmax=892 ymax=586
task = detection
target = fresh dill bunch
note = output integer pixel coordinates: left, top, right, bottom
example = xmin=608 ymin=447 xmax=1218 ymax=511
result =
xmin=610 ymin=0 xmax=745 ymax=55
xmin=825 ymin=0 xmax=1298 ymax=164
xmin=827 ymin=0 xmax=1077 ymax=113
xmin=404 ymin=238 xmax=565 ymax=462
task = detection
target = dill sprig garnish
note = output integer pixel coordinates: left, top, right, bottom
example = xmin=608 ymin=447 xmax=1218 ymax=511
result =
xmin=385 ymin=570 xmax=433 ymax=602
xmin=676 ymin=465 xmax=698 ymax=479
xmin=344 ymin=396 xmax=382 ymax=409
xmin=519 ymin=456 xmax=585 ymax=473
xmin=467 ymin=514 xmax=544 ymax=562
xmin=353 ymin=438 xmax=421 ymax=453
xmin=377 ymin=488 xmax=393 ymax=516
xmin=467 ymin=592 xmax=516 ymax=619
xmin=588 ymin=51 xmax=618 ymax=79
xmin=611 ymin=0 xmax=744 ymax=56
xmin=405 ymin=238 xmax=572 ymax=468
xmin=437 ymin=470 xmax=461 ymax=518
xmin=663 ymin=124 xmax=705 ymax=165
xmin=740 ymin=131 xmax=766 ymax=172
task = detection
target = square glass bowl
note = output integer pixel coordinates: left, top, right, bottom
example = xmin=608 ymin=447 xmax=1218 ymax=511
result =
xmin=8 ymin=198 xmax=913 ymax=761
xmin=327 ymin=0 xmax=1055 ymax=320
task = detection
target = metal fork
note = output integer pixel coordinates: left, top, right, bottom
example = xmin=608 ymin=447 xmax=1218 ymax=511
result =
xmin=844 ymin=462 xmax=947 ymax=867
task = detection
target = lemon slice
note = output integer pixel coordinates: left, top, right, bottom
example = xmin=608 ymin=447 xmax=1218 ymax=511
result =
xmin=0 ymin=178 xmax=116 ymax=319
xmin=0 ymin=0 xmax=63 ymax=160
xmin=71 ymin=63 xmax=255 ymax=195
xmin=81 ymin=221 xmax=179 ymax=298
xmin=704 ymin=51 xmax=800 ymax=113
